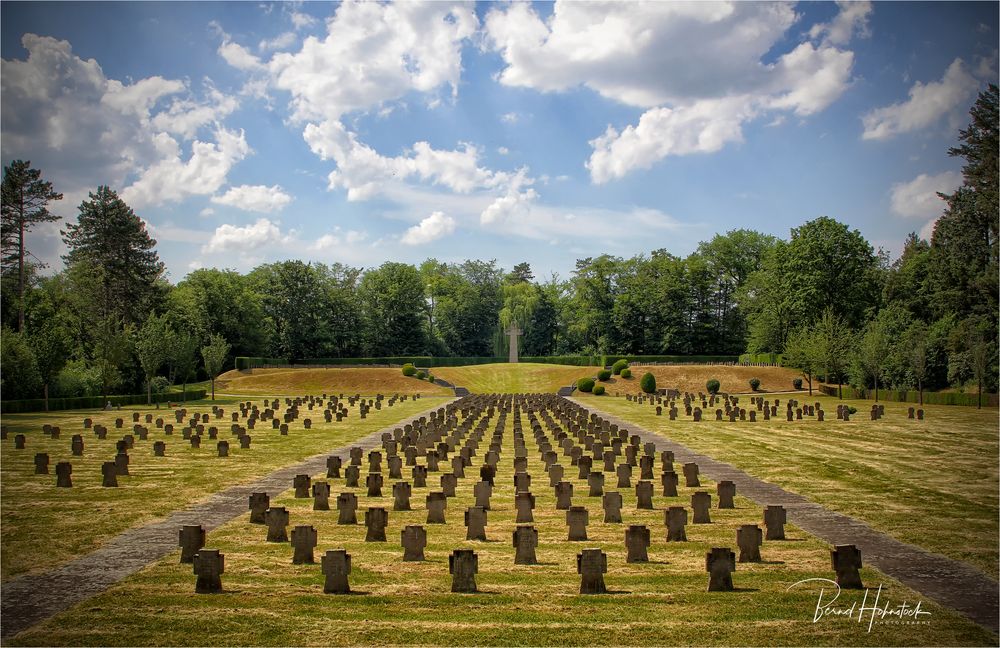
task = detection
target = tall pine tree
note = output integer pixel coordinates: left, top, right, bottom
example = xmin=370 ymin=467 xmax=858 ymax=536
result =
xmin=1 ymin=160 xmax=63 ymax=332
xmin=61 ymin=186 xmax=165 ymax=326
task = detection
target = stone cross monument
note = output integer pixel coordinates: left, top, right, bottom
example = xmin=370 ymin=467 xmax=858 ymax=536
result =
xmin=506 ymin=322 xmax=522 ymax=363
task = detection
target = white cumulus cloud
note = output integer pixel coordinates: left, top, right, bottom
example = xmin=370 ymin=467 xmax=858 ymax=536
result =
xmin=809 ymin=1 xmax=872 ymax=46
xmin=862 ymin=59 xmax=981 ymax=141
xmin=211 ymin=184 xmax=293 ymax=212
xmin=401 ymin=211 xmax=456 ymax=245
xmin=889 ymin=171 xmax=962 ymax=219
xmin=203 ymin=217 xmax=286 ymax=254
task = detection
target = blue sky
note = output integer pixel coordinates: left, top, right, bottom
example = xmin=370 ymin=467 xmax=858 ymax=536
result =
xmin=2 ymin=1 xmax=996 ymax=283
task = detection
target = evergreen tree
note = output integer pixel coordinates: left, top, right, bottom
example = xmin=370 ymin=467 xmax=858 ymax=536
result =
xmin=61 ymin=186 xmax=164 ymax=326
xmin=1 ymin=160 xmax=63 ymax=332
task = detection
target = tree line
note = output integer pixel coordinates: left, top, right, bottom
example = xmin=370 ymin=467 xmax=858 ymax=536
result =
xmin=2 ymin=86 xmax=996 ymax=406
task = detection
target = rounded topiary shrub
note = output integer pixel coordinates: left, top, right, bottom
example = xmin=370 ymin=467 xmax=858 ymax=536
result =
xmin=401 ymin=363 xmax=417 ymax=377
xmin=577 ymin=377 xmax=596 ymax=392
xmin=611 ymin=359 xmax=629 ymax=375
xmin=620 ymin=368 xmax=632 ymax=379
xmin=706 ymin=378 xmax=720 ymax=394
xmin=749 ymin=377 xmax=761 ymax=391
xmin=416 ymin=370 xmax=427 ymax=380
xmin=597 ymin=369 xmax=612 ymax=381
xmin=792 ymin=378 xmax=803 ymax=390
xmin=593 ymin=384 xmax=606 ymax=396
xmin=848 ymin=406 xmax=858 ymax=415
xmin=640 ymin=372 xmax=656 ymax=394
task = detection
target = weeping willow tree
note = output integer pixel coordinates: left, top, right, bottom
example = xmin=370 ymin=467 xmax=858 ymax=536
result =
xmin=494 ymin=281 xmax=539 ymax=356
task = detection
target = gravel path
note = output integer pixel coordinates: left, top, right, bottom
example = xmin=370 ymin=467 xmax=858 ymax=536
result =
xmin=572 ymin=397 xmax=999 ymax=634
xmin=0 ymin=400 xmax=454 ymax=641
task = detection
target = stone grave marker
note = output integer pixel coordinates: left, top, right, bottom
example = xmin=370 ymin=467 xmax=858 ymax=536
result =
xmin=34 ymin=452 xmax=49 ymax=474
xmin=101 ymin=461 xmax=118 ymax=487
xmin=736 ymin=524 xmax=762 ymax=563
xmin=588 ymin=471 xmax=604 ymax=497
xmin=465 ymin=506 xmax=488 ymax=541
xmin=313 ymin=481 xmax=331 ymax=511
xmin=665 ymin=506 xmax=687 ymax=541
xmin=291 ymin=525 xmax=318 ymax=563
xmin=555 ymin=481 xmax=573 ymax=509
xmin=682 ymin=462 xmax=700 ymax=487
xmin=193 ymin=549 xmax=224 ymax=594
xmin=178 ymin=525 xmax=205 ymax=563
xmin=635 ymin=480 xmax=654 ymax=509
xmin=706 ymin=547 xmax=736 ymax=591
xmin=412 ymin=465 xmax=427 ymax=488
xmin=566 ymin=506 xmax=589 ymax=540
xmin=717 ymin=480 xmax=736 ymax=509
xmin=365 ymin=507 xmax=389 ymax=542
xmin=266 ymin=507 xmax=290 ymax=541
xmin=831 ymin=544 xmax=864 ymax=589
xmin=764 ymin=505 xmax=786 ymax=540
xmin=515 ymin=492 xmax=535 ymax=523
xmin=426 ymin=492 xmax=447 ymax=523
xmin=577 ymin=549 xmax=608 ymax=594
xmin=474 ymin=480 xmax=492 ymax=510
xmin=692 ymin=491 xmax=712 ymax=523
xmin=513 ymin=525 xmax=538 ymax=565
xmin=327 ymin=456 xmax=342 ymax=478
xmin=602 ymin=491 xmax=623 ymax=523
xmin=366 ymin=473 xmax=384 ymax=497
xmin=548 ymin=463 xmax=564 ymax=487
xmin=294 ymin=474 xmax=311 ymax=498
xmin=322 ymin=550 xmax=351 ymax=594
xmin=71 ymin=435 xmax=84 ymax=456
xmin=449 ymin=549 xmax=478 ymax=593
xmin=337 ymin=493 xmax=358 ymax=524
xmin=625 ymin=525 xmax=650 ymax=563
xmin=249 ymin=492 xmax=269 ymax=523
xmin=401 ymin=525 xmax=427 ymax=561
xmin=661 ymin=470 xmax=679 ymax=497
xmin=55 ymin=461 xmax=72 ymax=487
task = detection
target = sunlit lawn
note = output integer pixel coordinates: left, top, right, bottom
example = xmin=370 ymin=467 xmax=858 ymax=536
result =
xmin=434 ymin=363 xmax=600 ymax=394
xmin=10 ymin=399 xmax=994 ymax=646
xmin=0 ymin=395 xmax=450 ymax=581
xmin=577 ymin=392 xmax=999 ymax=576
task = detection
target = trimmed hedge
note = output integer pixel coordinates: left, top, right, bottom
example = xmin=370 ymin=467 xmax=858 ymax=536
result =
xmin=602 ymin=355 xmax=739 ymax=366
xmin=611 ymin=359 xmax=629 ymax=375
xmin=792 ymin=378 xmax=803 ymax=390
xmin=620 ymin=368 xmax=632 ymax=379
xmin=749 ymin=377 xmax=761 ymax=391
xmin=593 ymin=384 xmax=606 ymax=396
xmin=1 ymin=389 xmax=208 ymax=414
xmin=706 ymin=379 xmax=720 ymax=394
xmin=640 ymin=372 xmax=657 ymax=394
xmin=577 ymin=377 xmax=596 ymax=393
xmin=818 ymin=385 xmax=999 ymax=407
xmin=597 ymin=369 xmax=612 ymax=381
xmin=401 ymin=363 xmax=417 ymax=377
xmin=235 ymin=355 xmax=603 ymax=370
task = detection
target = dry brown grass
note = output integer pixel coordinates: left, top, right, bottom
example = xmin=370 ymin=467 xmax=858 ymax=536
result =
xmin=606 ymin=365 xmax=803 ymax=396
xmin=214 ymin=368 xmax=454 ymax=396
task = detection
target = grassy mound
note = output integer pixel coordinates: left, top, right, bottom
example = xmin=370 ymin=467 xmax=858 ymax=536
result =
xmin=214 ymin=368 xmax=454 ymax=396
xmin=433 ymin=363 xmax=601 ymax=393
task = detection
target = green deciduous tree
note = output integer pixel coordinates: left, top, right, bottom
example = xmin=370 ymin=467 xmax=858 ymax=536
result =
xmin=169 ymin=330 xmax=200 ymax=403
xmin=1 ymin=326 xmax=41 ymax=399
xmin=783 ymin=324 xmax=820 ymax=395
xmin=29 ymin=323 xmax=68 ymax=410
xmin=201 ymin=333 xmax=230 ymax=401
xmin=135 ymin=315 xmax=174 ymax=405
xmin=855 ymin=317 xmax=889 ymax=402
xmin=359 ymin=262 xmax=428 ymax=356
xmin=1 ymin=160 xmax=63 ymax=332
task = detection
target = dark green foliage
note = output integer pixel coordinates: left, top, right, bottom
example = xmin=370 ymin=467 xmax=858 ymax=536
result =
xmin=597 ymin=369 xmax=612 ymax=381
xmin=0 ymin=389 xmax=207 ymax=414
xmin=593 ymin=384 xmax=605 ymax=395
xmin=706 ymin=379 xmax=721 ymax=394
xmin=848 ymin=406 xmax=858 ymax=415
xmin=416 ymin=370 xmax=427 ymax=380
xmin=1 ymin=327 xmax=40 ymax=399
xmin=749 ymin=377 xmax=760 ymax=391
xmin=620 ymin=368 xmax=632 ymax=379
xmin=62 ymin=186 xmax=164 ymax=326
xmin=792 ymin=378 xmax=803 ymax=389
xmin=1 ymin=160 xmax=62 ymax=332
xmin=577 ymin=377 xmax=595 ymax=392
xmin=611 ymin=359 xmax=629 ymax=375
xmin=359 ymin=262 xmax=427 ymax=355
xmin=401 ymin=363 xmax=417 ymax=377
xmin=640 ymin=372 xmax=656 ymax=394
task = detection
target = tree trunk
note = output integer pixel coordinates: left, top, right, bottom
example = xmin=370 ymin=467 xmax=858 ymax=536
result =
xmin=18 ymin=202 xmax=25 ymax=332
xmin=147 ymin=377 xmax=152 ymax=405
xmin=44 ymin=382 xmax=49 ymax=412
xmin=807 ymin=370 xmax=813 ymax=396
xmin=874 ymin=375 xmax=878 ymax=403
xmin=838 ymin=379 xmax=842 ymax=400
xmin=182 ymin=380 xmax=187 ymax=403
xmin=918 ymin=379 xmax=923 ymax=406
xmin=978 ymin=378 xmax=982 ymax=410
xmin=211 ymin=377 xmax=215 ymax=401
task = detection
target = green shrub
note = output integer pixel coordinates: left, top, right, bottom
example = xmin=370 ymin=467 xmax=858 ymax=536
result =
xmin=401 ymin=363 xmax=417 ymax=377
xmin=848 ymin=406 xmax=858 ymax=415
xmin=640 ymin=372 xmax=656 ymax=394
xmin=611 ymin=359 xmax=629 ymax=375
xmin=593 ymin=384 xmax=606 ymax=395
xmin=577 ymin=377 xmax=595 ymax=393
xmin=749 ymin=377 xmax=761 ymax=391
xmin=620 ymin=368 xmax=632 ymax=379
xmin=597 ymin=369 xmax=612 ymax=381
xmin=416 ymin=370 xmax=427 ymax=380
xmin=706 ymin=379 xmax=720 ymax=394
xmin=792 ymin=378 xmax=803 ymax=390
xmin=150 ymin=376 xmax=172 ymax=394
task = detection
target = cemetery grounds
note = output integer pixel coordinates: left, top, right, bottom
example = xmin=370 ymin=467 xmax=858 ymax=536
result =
xmin=1 ymin=366 xmax=996 ymax=646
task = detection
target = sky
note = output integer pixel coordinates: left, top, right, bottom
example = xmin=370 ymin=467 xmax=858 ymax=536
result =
xmin=1 ymin=1 xmax=997 ymax=284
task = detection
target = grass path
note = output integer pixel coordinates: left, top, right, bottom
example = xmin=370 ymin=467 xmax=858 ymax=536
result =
xmin=434 ymin=363 xmax=599 ymax=393
xmin=0 ymin=396 xmax=450 ymax=581
xmin=578 ymin=393 xmax=999 ymax=577
xmin=10 ymin=396 xmax=994 ymax=646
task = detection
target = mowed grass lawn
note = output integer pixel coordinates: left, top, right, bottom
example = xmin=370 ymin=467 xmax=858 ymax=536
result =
xmin=578 ymin=393 xmax=999 ymax=577
xmin=434 ymin=363 xmax=601 ymax=394
xmin=0 ymin=396 xmax=450 ymax=581
xmin=11 ymin=399 xmax=994 ymax=646
xmin=215 ymin=368 xmax=454 ymax=396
